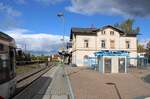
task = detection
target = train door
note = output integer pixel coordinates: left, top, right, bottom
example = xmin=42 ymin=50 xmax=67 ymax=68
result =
xmin=9 ymin=47 xmax=16 ymax=78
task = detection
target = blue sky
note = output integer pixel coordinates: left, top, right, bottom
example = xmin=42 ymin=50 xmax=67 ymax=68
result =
xmin=0 ymin=0 xmax=150 ymax=54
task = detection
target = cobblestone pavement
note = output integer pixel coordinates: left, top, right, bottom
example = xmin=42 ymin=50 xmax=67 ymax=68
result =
xmin=42 ymin=66 xmax=71 ymax=99
xmin=66 ymin=66 xmax=150 ymax=99
xmin=128 ymin=66 xmax=150 ymax=79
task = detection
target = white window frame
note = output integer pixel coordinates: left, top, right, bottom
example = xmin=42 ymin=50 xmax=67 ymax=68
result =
xmin=110 ymin=31 xmax=114 ymax=35
xmin=126 ymin=41 xmax=130 ymax=49
xmin=101 ymin=40 xmax=106 ymax=48
xmin=84 ymin=39 xmax=89 ymax=48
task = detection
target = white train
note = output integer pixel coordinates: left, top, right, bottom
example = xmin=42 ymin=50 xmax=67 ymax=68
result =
xmin=0 ymin=32 xmax=16 ymax=99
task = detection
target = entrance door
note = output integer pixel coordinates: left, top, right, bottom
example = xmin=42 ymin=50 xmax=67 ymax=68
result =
xmin=119 ymin=58 xmax=125 ymax=73
xmin=104 ymin=58 xmax=111 ymax=73
xmin=83 ymin=55 xmax=89 ymax=66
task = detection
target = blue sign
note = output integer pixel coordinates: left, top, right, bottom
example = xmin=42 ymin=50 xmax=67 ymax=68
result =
xmin=95 ymin=50 xmax=129 ymax=57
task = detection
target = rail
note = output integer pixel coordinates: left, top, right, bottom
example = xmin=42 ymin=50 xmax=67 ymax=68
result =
xmin=12 ymin=64 xmax=54 ymax=98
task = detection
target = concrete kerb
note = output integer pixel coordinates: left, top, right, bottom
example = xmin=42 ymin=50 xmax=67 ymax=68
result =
xmin=43 ymin=66 xmax=60 ymax=94
xmin=64 ymin=66 xmax=76 ymax=99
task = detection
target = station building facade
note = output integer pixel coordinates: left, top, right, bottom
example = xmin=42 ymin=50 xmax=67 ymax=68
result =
xmin=69 ymin=25 xmax=137 ymax=67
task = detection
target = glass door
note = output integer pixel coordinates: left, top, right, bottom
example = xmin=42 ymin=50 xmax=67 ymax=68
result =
xmin=119 ymin=58 xmax=125 ymax=73
xmin=104 ymin=58 xmax=111 ymax=73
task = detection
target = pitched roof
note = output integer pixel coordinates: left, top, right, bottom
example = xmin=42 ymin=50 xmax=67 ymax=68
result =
xmin=102 ymin=25 xmax=139 ymax=36
xmin=102 ymin=25 xmax=124 ymax=34
xmin=70 ymin=25 xmax=138 ymax=39
xmin=71 ymin=27 xmax=98 ymax=33
xmin=0 ymin=31 xmax=13 ymax=41
xmin=70 ymin=27 xmax=98 ymax=39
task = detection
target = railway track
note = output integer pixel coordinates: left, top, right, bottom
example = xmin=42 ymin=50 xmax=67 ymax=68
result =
xmin=12 ymin=64 xmax=55 ymax=99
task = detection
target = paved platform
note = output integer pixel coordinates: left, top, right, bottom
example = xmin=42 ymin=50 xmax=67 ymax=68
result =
xmin=35 ymin=66 xmax=71 ymax=99
xmin=65 ymin=67 xmax=150 ymax=99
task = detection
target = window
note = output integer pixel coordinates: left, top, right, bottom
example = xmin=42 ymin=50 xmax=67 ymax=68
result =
xmin=126 ymin=41 xmax=130 ymax=49
xmin=0 ymin=44 xmax=4 ymax=51
xmin=0 ymin=54 xmax=10 ymax=84
xmin=84 ymin=40 xmax=89 ymax=48
xmin=101 ymin=40 xmax=106 ymax=48
xmin=102 ymin=31 xmax=106 ymax=35
xmin=110 ymin=40 xmax=115 ymax=49
xmin=110 ymin=31 xmax=114 ymax=35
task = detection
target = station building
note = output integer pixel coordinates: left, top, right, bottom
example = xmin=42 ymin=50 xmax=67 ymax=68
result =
xmin=68 ymin=25 xmax=138 ymax=73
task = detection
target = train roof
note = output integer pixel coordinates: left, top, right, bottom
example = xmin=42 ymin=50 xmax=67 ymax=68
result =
xmin=0 ymin=31 xmax=14 ymax=41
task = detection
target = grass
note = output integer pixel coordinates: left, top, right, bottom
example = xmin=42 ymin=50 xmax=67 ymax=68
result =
xmin=16 ymin=64 xmax=42 ymax=75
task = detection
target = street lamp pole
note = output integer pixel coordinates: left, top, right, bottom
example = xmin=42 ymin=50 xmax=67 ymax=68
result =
xmin=57 ymin=12 xmax=66 ymax=63
xmin=57 ymin=12 xmax=65 ymax=43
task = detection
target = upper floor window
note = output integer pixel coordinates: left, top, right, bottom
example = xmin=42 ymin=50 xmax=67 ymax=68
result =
xmin=84 ymin=40 xmax=89 ymax=48
xmin=110 ymin=40 xmax=115 ymax=49
xmin=126 ymin=41 xmax=130 ymax=49
xmin=101 ymin=31 xmax=106 ymax=35
xmin=110 ymin=31 xmax=114 ymax=35
xmin=101 ymin=40 xmax=106 ymax=48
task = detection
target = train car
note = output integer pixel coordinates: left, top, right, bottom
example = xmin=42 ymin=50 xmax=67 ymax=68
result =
xmin=0 ymin=32 xmax=16 ymax=99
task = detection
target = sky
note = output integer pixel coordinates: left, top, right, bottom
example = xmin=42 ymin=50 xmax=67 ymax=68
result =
xmin=0 ymin=0 xmax=150 ymax=55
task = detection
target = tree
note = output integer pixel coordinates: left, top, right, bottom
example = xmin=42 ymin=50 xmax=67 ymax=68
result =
xmin=137 ymin=44 xmax=145 ymax=53
xmin=114 ymin=19 xmax=140 ymax=34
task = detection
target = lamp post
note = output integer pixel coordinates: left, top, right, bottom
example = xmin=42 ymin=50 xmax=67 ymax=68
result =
xmin=57 ymin=12 xmax=65 ymax=42
xmin=57 ymin=12 xmax=66 ymax=63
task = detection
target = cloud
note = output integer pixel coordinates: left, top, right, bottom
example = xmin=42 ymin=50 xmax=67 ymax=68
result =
xmin=0 ymin=2 xmax=22 ymax=29
xmin=0 ymin=2 xmax=21 ymax=17
xmin=34 ymin=0 xmax=64 ymax=5
xmin=66 ymin=0 xmax=150 ymax=17
xmin=4 ymin=28 xmax=69 ymax=55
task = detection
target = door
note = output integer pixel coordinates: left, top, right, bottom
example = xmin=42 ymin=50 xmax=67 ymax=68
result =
xmin=119 ymin=58 xmax=125 ymax=73
xmin=104 ymin=58 xmax=111 ymax=73
xmin=83 ymin=55 xmax=89 ymax=66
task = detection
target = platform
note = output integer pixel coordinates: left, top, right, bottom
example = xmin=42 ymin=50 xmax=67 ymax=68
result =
xmin=65 ymin=66 xmax=150 ymax=99
xmin=33 ymin=66 xmax=71 ymax=99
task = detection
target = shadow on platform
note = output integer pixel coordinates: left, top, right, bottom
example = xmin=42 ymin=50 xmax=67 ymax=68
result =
xmin=12 ymin=76 xmax=52 ymax=99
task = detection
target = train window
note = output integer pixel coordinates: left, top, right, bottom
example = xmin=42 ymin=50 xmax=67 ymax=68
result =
xmin=0 ymin=54 xmax=9 ymax=84
xmin=0 ymin=44 xmax=4 ymax=51
xmin=0 ymin=57 xmax=2 ymax=69
xmin=0 ymin=54 xmax=8 ymax=68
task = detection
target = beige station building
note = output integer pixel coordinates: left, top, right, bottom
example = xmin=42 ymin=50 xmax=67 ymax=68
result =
xmin=68 ymin=25 xmax=137 ymax=67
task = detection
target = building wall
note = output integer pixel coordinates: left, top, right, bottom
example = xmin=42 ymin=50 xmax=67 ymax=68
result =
xmin=72 ymin=50 xmax=96 ymax=66
xmin=97 ymin=28 xmax=120 ymax=50
xmin=75 ymin=35 xmax=97 ymax=50
xmin=71 ymin=27 xmax=137 ymax=66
